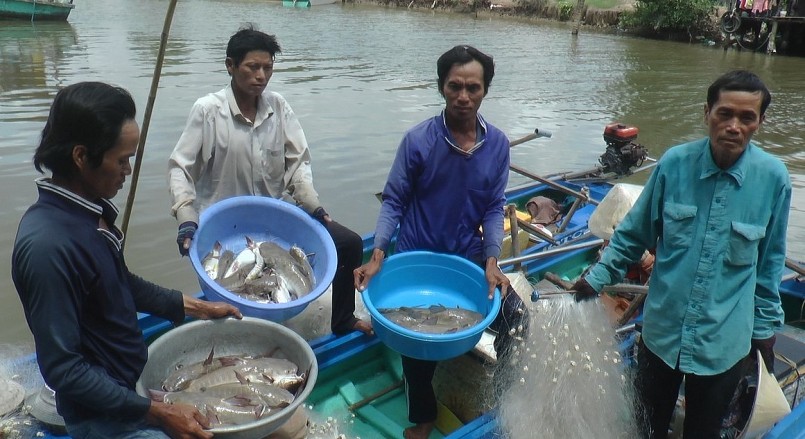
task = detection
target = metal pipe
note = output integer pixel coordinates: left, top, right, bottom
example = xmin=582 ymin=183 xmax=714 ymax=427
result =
xmin=498 ymin=238 xmax=604 ymax=268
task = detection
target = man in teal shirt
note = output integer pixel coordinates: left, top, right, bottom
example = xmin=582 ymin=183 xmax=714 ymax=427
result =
xmin=573 ymin=70 xmax=791 ymax=438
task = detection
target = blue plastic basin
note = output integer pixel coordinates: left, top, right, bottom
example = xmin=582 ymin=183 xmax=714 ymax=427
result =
xmin=362 ymin=251 xmax=501 ymax=361
xmin=189 ymin=196 xmax=337 ymax=322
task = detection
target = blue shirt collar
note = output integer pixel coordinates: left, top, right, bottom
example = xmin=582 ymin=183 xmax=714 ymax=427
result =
xmin=439 ymin=110 xmax=488 ymax=156
xmin=35 ymin=178 xmax=124 ymax=246
xmin=699 ymin=139 xmax=752 ymax=186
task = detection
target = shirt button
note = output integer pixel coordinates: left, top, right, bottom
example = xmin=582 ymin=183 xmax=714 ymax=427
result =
xmin=710 ymin=226 xmax=716 ymax=231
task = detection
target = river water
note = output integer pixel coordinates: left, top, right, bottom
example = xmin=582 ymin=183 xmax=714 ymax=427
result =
xmin=1 ymin=0 xmax=804 ymax=346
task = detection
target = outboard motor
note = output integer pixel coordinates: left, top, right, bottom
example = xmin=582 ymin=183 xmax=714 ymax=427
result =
xmin=599 ymin=123 xmax=648 ymax=176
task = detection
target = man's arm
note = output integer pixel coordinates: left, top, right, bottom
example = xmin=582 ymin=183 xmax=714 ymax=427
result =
xmin=14 ymin=244 xmax=152 ymax=422
xmin=168 ymin=101 xmax=209 ymax=227
xmin=279 ymin=98 xmax=321 ymax=214
xmin=752 ymin=175 xmax=791 ymax=339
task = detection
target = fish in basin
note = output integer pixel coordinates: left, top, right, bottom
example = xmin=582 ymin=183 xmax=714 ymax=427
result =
xmin=378 ymin=305 xmax=484 ymax=334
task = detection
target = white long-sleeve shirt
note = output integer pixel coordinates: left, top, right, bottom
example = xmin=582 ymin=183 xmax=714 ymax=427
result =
xmin=168 ymin=85 xmax=321 ymax=225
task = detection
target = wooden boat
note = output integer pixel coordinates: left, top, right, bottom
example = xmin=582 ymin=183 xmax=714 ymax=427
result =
xmin=0 ymin=0 xmax=75 ymax=21
xmin=25 ymin=124 xmax=803 ymax=438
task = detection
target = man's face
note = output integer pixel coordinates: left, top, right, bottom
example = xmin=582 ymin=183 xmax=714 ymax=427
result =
xmin=227 ymin=50 xmax=273 ymax=99
xmin=705 ymin=90 xmax=765 ymax=168
xmin=442 ymin=60 xmax=486 ymax=124
xmin=77 ymin=120 xmax=138 ymax=200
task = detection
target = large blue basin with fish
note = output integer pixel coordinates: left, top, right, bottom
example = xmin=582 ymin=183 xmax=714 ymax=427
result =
xmin=362 ymin=251 xmax=501 ymax=361
xmin=189 ymin=196 xmax=337 ymax=322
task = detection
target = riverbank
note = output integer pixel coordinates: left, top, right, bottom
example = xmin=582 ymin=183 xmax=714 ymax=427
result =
xmin=349 ymin=0 xmax=723 ymax=42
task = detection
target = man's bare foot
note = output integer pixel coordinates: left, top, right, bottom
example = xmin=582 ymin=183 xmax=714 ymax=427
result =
xmin=353 ymin=319 xmax=374 ymax=336
xmin=403 ymin=422 xmax=435 ymax=439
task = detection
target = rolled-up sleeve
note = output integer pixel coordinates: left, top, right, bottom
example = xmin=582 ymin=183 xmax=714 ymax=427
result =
xmin=281 ymin=101 xmax=321 ymax=214
xmin=168 ymin=102 xmax=208 ymax=225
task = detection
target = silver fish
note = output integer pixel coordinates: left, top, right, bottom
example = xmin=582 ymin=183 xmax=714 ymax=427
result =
xmin=161 ymin=347 xmax=244 ymax=392
xmin=259 ymin=242 xmax=314 ymax=298
xmin=202 ymin=241 xmax=222 ymax=280
xmin=223 ymin=236 xmax=258 ymax=279
xmin=185 ymin=357 xmax=299 ymax=392
xmin=216 ymin=249 xmax=235 ymax=280
xmin=379 ymin=305 xmax=484 ymax=334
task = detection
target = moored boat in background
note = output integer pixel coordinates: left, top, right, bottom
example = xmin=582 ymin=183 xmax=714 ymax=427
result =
xmin=0 ymin=0 xmax=75 ymax=21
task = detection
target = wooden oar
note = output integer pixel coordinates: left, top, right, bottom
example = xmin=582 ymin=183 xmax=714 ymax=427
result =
xmin=347 ymin=380 xmax=404 ymax=411
xmin=785 ymin=257 xmax=805 ymax=277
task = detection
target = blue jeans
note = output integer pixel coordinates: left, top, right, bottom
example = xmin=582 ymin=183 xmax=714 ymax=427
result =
xmin=66 ymin=418 xmax=170 ymax=439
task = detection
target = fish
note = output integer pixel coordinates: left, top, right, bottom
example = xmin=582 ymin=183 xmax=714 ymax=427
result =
xmin=272 ymin=275 xmax=293 ymax=304
xmin=378 ymin=304 xmax=484 ymax=334
xmin=202 ymin=241 xmax=222 ymax=280
xmin=230 ymin=272 xmax=282 ymax=303
xmin=245 ymin=240 xmax=265 ymax=281
xmin=259 ymin=242 xmax=314 ymax=298
xmin=150 ymin=389 xmax=265 ymax=426
xmin=222 ymin=236 xmax=258 ymax=279
xmin=216 ymin=249 xmax=235 ymax=280
xmin=199 ymin=382 xmax=295 ymax=409
xmin=289 ymin=245 xmax=315 ymax=284
xmin=161 ymin=347 xmax=245 ymax=392
xmin=184 ymin=357 xmax=299 ymax=392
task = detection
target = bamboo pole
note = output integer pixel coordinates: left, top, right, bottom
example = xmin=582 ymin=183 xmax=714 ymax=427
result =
xmin=120 ymin=0 xmax=179 ymax=246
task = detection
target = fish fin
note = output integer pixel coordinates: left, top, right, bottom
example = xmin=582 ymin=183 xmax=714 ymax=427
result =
xmin=206 ymin=406 xmax=221 ymax=426
xmin=235 ymin=369 xmax=250 ymax=384
xmin=219 ymin=356 xmax=241 ymax=367
xmin=148 ymin=389 xmax=168 ymax=402
xmin=255 ymin=404 xmax=267 ymax=419
xmin=203 ymin=346 xmax=215 ymax=367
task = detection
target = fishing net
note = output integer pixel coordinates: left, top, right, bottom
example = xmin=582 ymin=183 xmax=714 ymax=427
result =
xmin=495 ymin=281 xmax=641 ymax=439
xmin=0 ymin=343 xmax=50 ymax=439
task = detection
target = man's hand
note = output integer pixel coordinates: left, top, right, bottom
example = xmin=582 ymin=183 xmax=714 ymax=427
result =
xmin=312 ymin=207 xmax=332 ymax=225
xmin=184 ymin=295 xmax=242 ymax=320
xmin=485 ymin=257 xmax=509 ymax=300
xmin=571 ymin=278 xmax=598 ymax=302
xmin=354 ymin=248 xmax=384 ymax=292
xmin=145 ymin=401 xmax=213 ymax=439
xmin=751 ymin=335 xmax=776 ymax=371
xmin=176 ymin=221 xmax=197 ymax=257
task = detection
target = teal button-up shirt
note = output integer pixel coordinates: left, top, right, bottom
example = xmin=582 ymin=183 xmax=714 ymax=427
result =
xmin=586 ymin=137 xmax=790 ymax=375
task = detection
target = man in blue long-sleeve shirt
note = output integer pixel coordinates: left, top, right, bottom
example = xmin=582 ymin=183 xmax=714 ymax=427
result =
xmin=12 ymin=82 xmax=242 ymax=439
xmin=572 ymin=70 xmax=791 ymax=438
xmin=354 ymin=45 xmax=528 ymax=439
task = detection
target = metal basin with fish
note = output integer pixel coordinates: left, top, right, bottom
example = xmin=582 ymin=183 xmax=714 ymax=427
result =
xmin=135 ymin=317 xmax=318 ymax=439
xmin=189 ymin=196 xmax=336 ymax=322
xmin=362 ymin=251 xmax=501 ymax=361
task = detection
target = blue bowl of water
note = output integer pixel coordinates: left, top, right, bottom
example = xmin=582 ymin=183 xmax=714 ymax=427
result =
xmin=362 ymin=251 xmax=501 ymax=361
xmin=189 ymin=196 xmax=337 ymax=322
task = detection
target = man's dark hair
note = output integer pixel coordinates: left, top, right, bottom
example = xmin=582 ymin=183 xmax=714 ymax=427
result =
xmin=34 ymin=82 xmax=136 ymax=176
xmin=707 ymin=70 xmax=772 ymax=116
xmin=436 ymin=45 xmax=495 ymax=97
xmin=226 ymin=24 xmax=282 ymax=67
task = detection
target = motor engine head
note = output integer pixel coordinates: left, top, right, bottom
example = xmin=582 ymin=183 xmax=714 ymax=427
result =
xmin=599 ymin=123 xmax=648 ymax=176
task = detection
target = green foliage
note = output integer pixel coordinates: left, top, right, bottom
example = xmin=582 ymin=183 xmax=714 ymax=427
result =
xmin=621 ymin=0 xmax=716 ymax=34
xmin=584 ymin=0 xmax=622 ymax=8
xmin=557 ymin=0 xmax=574 ymax=19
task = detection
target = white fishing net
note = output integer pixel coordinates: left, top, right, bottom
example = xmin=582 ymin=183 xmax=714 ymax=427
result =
xmin=496 ymin=291 xmax=642 ymax=438
xmin=0 ymin=343 xmax=49 ymax=439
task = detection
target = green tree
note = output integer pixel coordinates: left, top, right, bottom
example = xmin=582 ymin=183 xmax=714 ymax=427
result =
xmin=621 ymin=0 xmax=716 ymax=37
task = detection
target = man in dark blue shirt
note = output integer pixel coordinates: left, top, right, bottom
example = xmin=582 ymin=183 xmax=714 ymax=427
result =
xmin=12 ymin=82 xmax=242 ymax=439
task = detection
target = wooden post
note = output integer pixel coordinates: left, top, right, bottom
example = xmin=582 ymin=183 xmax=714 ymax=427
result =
xmin=507 ymin=204 xmax=522 ymax=272
xmin=766 ymin=19 xmax=779 ymax=54
xmin=571 ymin=0 xmax=586 ymax=35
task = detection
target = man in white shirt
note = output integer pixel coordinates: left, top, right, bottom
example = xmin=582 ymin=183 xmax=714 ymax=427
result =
xmin=168 ymin=26 xmax=371 ymax=336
